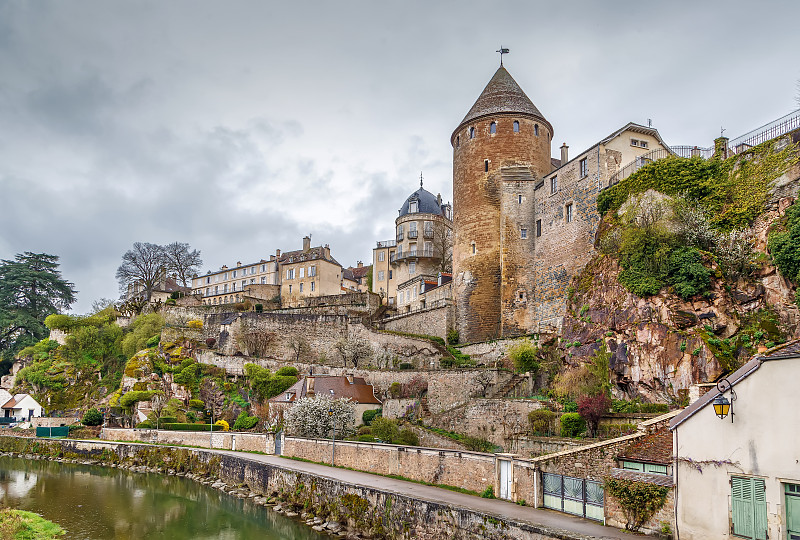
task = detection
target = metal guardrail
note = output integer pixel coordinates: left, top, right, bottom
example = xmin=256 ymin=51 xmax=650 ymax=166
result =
xmin=376 ymin=240 xmax=396 ymax=248
xmin=390 ymin=249 xmax=435 ymax=263
xmin=729 ymin=109 xmax=800 ymax=153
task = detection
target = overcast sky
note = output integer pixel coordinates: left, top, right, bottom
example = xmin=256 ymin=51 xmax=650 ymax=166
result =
xmin=1 ymin=1 xmax=798 ymax=313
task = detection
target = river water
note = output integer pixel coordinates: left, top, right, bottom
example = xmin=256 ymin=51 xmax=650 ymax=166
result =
xmin=0 ymin=455 xmax=330 ymax=539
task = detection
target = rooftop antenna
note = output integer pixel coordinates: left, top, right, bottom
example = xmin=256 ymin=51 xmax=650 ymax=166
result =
xmin=721 ymin=127 xmax=726 ymax=137
xmin=648 ymin=118 xmax=652 ymax=127
xmin=496 ymin=46 xmax=509 ymax=66
xmin=420 ymin=171 xmax=423 ymax=188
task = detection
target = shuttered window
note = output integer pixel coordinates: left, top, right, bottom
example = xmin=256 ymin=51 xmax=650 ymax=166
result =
xmin=731 ymin=476 xmax=767 ymax=540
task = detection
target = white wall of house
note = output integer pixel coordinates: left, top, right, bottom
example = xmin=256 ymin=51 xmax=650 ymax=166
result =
xmin=8 ymin=395 xmax=43 ymax=420
xmin=673 ymin=358 xmax=800 ymax=539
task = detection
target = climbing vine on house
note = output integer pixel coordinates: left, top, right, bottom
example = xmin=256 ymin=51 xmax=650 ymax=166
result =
xmin=605 ymin=478 xmax=670 ymax=531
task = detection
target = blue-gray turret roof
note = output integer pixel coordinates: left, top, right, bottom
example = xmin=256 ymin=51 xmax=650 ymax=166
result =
xmin=399 ymin=187 xmax=446 ymax=217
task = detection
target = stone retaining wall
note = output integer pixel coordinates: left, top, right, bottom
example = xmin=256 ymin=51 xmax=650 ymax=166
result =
xmin=283 ymin=436 xmax=496 ymax=495
xmin=0 ymin=435 xmax=582 ymax=540
xmin=380 ymin=304 xmax=452 ymax=340
xmin=32 ymin=417 xmax=80 ymax=428
xmin=103 ymin=427 xmax=276 ymax=454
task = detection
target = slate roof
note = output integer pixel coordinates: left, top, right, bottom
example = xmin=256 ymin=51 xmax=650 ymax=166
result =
xmin=399 ymin=187 xmax=447 ymax=217
xmin=269 ymin=375 xmax=382 ymax=405
xmin=618 ymin=428 xmax=673 ymax=465
xmin=349 ymin=265 xmax=371 ymax=279
xmin=279 ymin=246 xmax=341 ymax=267
xmin=454 ymin=66 xmax=551 ymax=141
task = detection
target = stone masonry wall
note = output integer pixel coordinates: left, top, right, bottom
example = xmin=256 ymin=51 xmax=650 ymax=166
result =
xmin=103 ymin=427 xmax=277 ymax=454
xmin=429 ymin=398 xmax=545 ymax=450
xmin=380 ymin=304 xmax=451 ymax=340
xmin=283 ymin=437 xmax=496 ymax=495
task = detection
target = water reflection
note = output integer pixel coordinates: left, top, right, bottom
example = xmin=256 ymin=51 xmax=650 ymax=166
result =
xmin=0 ymin=455 xmax=329 ymax=540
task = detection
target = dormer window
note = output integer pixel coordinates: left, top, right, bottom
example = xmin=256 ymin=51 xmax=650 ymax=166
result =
xmin=513 ymin=121 xmax=520 ymax=133
xmin=409 ymin=200 xmax=418 ymax=213
xmin=490 ymin=122 xmax=496 ymax=134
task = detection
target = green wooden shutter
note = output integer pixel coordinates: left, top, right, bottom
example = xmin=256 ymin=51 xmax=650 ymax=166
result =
xmin=786 ymin=484 xmax=800 ymax=539
xmin=732 ymin=477 xmax=754 ymax=538
xmin=731 ymin=477 xmax=767 ymax=540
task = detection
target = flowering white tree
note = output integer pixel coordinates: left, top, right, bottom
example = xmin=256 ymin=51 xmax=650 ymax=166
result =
xmin=284 ymin=395 xmax=356 ymax=439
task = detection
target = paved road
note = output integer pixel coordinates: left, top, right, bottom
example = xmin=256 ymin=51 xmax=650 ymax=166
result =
xmin=210 ymin=448 xmax=642 ymax=540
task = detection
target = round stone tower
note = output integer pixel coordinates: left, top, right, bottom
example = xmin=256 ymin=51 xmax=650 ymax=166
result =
xmin=451 ymin=65 xmax=553 ymax=342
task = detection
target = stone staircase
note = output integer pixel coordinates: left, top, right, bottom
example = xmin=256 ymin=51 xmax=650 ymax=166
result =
xmin=488 ymin=374 xmax=528 ymax=399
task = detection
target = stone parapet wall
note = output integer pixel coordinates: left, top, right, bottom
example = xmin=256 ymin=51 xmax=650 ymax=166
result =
xmin=380 ymin=304 xmax=452 ymax=339
xmin=32 ymin=417 xmax=81 ymax=428
xmin=103 ymin=427 xmax=276 ymax=454
xmin=508 ymin=436 xmax=589 ymax=458
xmin=283 ymin=437 xmax=496 ymax=495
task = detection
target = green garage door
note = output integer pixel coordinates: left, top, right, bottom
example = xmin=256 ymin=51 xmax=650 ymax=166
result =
xmin=786 ymin=484 xmax=800 ymax=540
xmin=731 ymin=476 xmax=767 ymax=540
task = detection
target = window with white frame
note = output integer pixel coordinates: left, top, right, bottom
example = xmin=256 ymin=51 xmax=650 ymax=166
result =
xmin=378 ymin=270 xmax=385 ymax=281
xmin=223 ymin=284 xmax=228 ymax=293
xmin=409 ymin=200 xmax=418 ymax=213
xmin=261 ymin=277 xmax=266 ymax=284
xmin=579 ymin=158 xmax=587 ymax=178
xmin=286 ymin=269 xmax=294 ymax=279
xmin=241 ymin=280 xmax=246 ymax=289
xmin=409 ymin=261 xmax=416 ymax=274
xmin=310 ymin=266 xmax=316 ymax=277
xmin=310 ymin=282 xmax=315 ymax=292
xmin=261 ymin=264 xmax=266 ymax=272
xmin=551 ymin=176 xmax=557 ymax=194
xmin=299 ymin=267 xmax=305 ymax=278
xmin=566 ymin=203 xmax=573 ymax=223
xmin=378 ymin=251 xmax=385 ymax=262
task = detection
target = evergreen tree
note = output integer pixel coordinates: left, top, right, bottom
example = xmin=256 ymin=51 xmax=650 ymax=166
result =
xmin=0 ymin=252 xmax=76 ymax=371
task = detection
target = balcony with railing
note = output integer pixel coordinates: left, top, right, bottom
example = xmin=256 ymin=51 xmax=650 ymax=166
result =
xmin=423 ymin=228 xmax=434 ymax=239
xmin=376 ymin=240 xmax=396 ymax=248
xmin=396 ymin=232 xmax=404 ymax=241
xmin=407 ymin=230 xmax=418 ymax=239
xmin=390 ymin=249 xmax=435 ymax=264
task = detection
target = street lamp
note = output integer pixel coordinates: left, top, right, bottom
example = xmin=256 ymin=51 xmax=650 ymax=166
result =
xmin=712 ymin=377 xmax=736 ymax=422
xmin=328 ymin=406 xmax=336 ymax=466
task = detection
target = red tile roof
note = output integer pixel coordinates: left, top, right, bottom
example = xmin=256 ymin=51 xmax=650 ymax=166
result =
xmin=618 ymin=428 xmax=672 ymax=465
xmin=269 ymin=375 xmax=381 ymax=405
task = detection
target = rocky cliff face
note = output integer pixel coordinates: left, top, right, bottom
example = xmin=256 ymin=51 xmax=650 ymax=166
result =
xmin=560 ymin=157 xmax=800 ymax=404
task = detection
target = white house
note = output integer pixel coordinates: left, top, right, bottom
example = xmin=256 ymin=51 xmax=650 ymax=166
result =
xmin=1 ymin=394 xmax=44 ymax=421
xmin=670 ymin=341 xmax=800 ymax=540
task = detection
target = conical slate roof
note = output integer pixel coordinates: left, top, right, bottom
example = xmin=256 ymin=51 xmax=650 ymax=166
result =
xmin=456 ymin=66 xmax=549 ymax=131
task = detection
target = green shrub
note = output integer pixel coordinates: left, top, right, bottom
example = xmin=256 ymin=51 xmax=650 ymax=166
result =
xmin=255 ymin=304 xmax=264 ymax=313
xmin=527 ymin=409 xmax=556 ymax=435
xmin=136 ymin=421 xmax=153 ymax=429
xmin=232 ymin=411 xmax=259 ymax=431
xmin=187 ymin=320 xmax=203 ymax=329
xmin=462 ymin=436 xmax=494 ymax=453
xmin=119 ymin=390 xmax=156 ymax=408
xmin=188 ymin=399 xmax=205 ymax=410
xmin=480 ymin=486 xmax=495 ymax=499
xmin=362 ymin=408 xmax=382 ymax=425
xmin=605 ymin=478 xmax=670 ymax=531
xmin=447 ymin=329 xmax=459 ymax=345
xmin=508 ymin=339 xmax=540 ymax=374
xmin=158 ymin=416 xmax=177 ymax=424
xmin=396 ymin=428 xmax=419 ymax=446
xmin=121 ymin=313 xmax=165 ymax=359
xmin=275 ymin=366 xmax=299 ymax=377
xmin=398 ymin=362 xmax=413 ymax=370
xmin=668 ymin=247 xmax=711 ymax=299
xmin=560 ymin=412 xmax=586 ymax=437
xmin=388 ymin=382 xmax=402 ymax=399
xmin=82 ymin=408 xmax=103 ymax=426
xmin=356 ymin=434 xmax=377 ymax=442
xmin=370 ymin=417 xmax=399 ymax=443
xmin=146 ymin=334 xmax=160 ymax=348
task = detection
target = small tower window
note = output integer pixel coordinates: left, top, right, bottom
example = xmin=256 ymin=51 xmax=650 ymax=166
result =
xmin=518 ymin=194 xmax=522 ymax=204
xmin=484 ymin=159 xmax=489 ymax=172
xmin=513 ymin=121 xmax=519 ymax=133
xmin=469 ymin=127 xmax=475 ymax=139
xmin=534 ymin=124 xmax=539 ymax=136
xmin=521 ymin=228 xmax=528 ymax=239
xmin=471 ymin=242 xmax=476 ymax=255
xmin=456 ymin=136 xmax=460 ymax=148
xmin=536 ymin=219 xmax=542 ymax=237
xmin=490 ymin=121 xmax=496 ymax=134
xmin=566 ymin=203 xmax=573 ymax=223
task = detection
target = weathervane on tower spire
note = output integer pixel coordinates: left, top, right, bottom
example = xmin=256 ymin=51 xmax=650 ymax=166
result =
xmin=496 ymin=46 xmax=509 ymax=66
xmin=420 ymin=172 xmax=423 ymax=188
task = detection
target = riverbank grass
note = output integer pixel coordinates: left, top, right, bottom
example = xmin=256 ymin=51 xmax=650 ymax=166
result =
xmin=0 ymin=508 xmax=65 ymax=539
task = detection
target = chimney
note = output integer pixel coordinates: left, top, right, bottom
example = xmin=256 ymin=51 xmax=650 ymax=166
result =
xmin=324 ymin=244 xmax=330 ymax=259
xmin=303 ymin=236 xmax=311 ymax=252
xmin=221 ymin=265 xmax=228 ymax=271
xmin=346 ymin=374 xmax=354 ymax=384
xmin=437 ymin=193 xmax=442 ymax=206
xmin=275 ymin=249 xmax=281 ymax=258
xmin=357 ymin=261 xmax=363 ymax=268
xmin=560 ymin=143 xmax=569 ymax=164
xmin=306 ymin=377 xmax=316 ymax=396
xmin=236 ymin=261 xmax=241 ymax=267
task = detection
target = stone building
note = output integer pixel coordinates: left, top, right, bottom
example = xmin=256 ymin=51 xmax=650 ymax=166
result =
xmin=372 ymin=181 xmax=452 ymax=310
xmin=451 ymin=64 xmax=669 ymax=342
xmin=192 ymin=258 xmax=279 ymax=306
xmin=279 ymin=236 xmax=343 ymax=307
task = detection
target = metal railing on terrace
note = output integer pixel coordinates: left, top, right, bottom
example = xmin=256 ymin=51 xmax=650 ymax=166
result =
xmin=728 ymin=109 xmax=800 ymax=154
xmin=376 ymin=240 xmax=396 ymax=248
xmin=390 ymin=249 xmax=435 ymax=263
xmin=407 ymin=230 xmax=418 ymax=239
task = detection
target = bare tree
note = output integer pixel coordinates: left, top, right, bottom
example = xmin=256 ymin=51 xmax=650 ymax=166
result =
xmin=237 ymin=325 xmax=276 ymax=358
xmin=288 ymin=334 xmax=311 ymax=363
xmin=431 ymin=220 xmax=453 ymax=273
xmin=116 ymin=242 xmax=166 ymax=301
xmin=472 ymin=371 xmax=493 ymax=397
xmin=199 ymin=378 xmax=225 ymax=424
xmin=335 ymin=336 xmax=373 ymax=368
xmin=162 ymin=242 xmax=203 ymax=287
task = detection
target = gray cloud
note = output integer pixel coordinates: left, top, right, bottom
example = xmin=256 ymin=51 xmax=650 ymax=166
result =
xmin=0 ymin=0 xmax=798 ymax=312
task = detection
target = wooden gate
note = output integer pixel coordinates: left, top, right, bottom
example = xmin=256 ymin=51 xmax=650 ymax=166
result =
xmin=542 ymin=472 xmax=604 ymax=522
